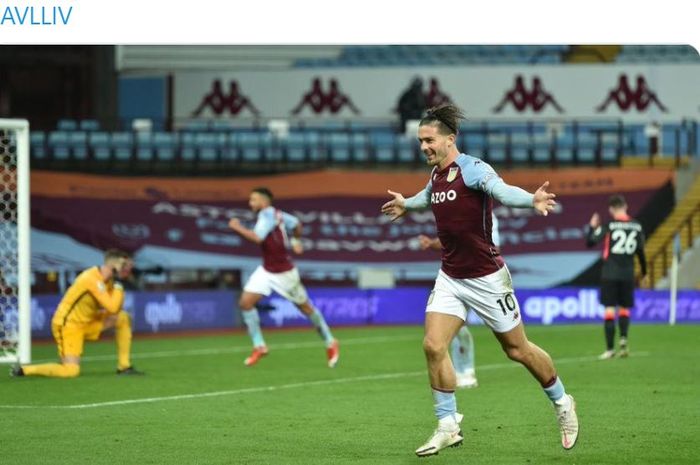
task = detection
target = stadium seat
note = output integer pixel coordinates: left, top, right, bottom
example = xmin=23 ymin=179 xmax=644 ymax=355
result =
xmin=237 ymin=132 xmax=264 ymax=162
xmin=89 ymin=132 xmax=110 ymax=160
xmin=68 ymin=131 xmax=88 ymax=159
xmin=182 ymin=120 xmax=209 ymax=132
xmin=327 ymin=133 xmax=351 ymax=162
xmin=304 ymin=132 xmax=323 ymax=161
xmin=135 ymin=131 xmax=154 ymax=162
xmin=30 ymin=132 xmax=46 ymax=159
xmin=486 ymin=134 xmax=507 ymax=164
xmin=48 ymin=131 xmax=70 ymax=159
xmin=57 ymin=119 xmax=77 ymax=131
xmin=79 ymin=119 xmax=100 ymax=131
xmin=396 ymin=136 xmax=417 ymax=163
xmin=462 ymin=132 xmax=487 ymax=154
xmin=282 ymin=132 xmax=307 ymax=162
xmin=196 ymin=133 xmax=224 ymax=162
xmin=371 ymin=132 xmax=396 ymax=163
xmin=111 ymin=132 xmax=134 ymax=161
xmin=532 ymin=134 xmax=552 ymax=163
xmin=510 ymin=133 xmax=531 ymax=163
xmin=179 ymin=132 xmax=197 ymax=161
xmin=153 ymin=132 xmax=177 ymax=162
xmin=351 ymin=133 xmax=370 ymax=162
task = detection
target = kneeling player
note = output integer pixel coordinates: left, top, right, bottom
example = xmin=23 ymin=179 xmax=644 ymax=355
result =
xmin=11 ymin=250 xmax=143 ymax=378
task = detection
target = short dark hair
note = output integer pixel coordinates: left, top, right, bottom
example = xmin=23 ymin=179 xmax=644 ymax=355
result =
xmin=419 ymin=104 xmax=466 ymax=135
xmin=104 ymin=249 xmax=130 ymax=262
xmin=608 ymin=194 xmax=627 ymax=209
xmin=252 ymin=187 xmax=274 ymax=202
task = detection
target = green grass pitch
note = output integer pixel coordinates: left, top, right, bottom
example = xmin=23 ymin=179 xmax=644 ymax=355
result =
xmin=2 ymin=324 xmax=698 ymax=464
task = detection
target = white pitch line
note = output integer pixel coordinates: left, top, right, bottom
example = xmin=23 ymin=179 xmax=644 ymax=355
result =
xmin=32 ymin=325 xmax=601 ymax=364
xmin=0 ymin=352 xmax=649 ymax=410
xmin=32 ymin=334 xmax=421 ymax=364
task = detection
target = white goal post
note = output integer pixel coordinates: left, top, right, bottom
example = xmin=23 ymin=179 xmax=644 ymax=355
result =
xmin=0 ymin=118 xmax=31 ymax=364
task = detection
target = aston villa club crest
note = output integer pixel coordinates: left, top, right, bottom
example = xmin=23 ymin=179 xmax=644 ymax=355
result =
xmin=447 ymin=167 xmax=459 ymax=182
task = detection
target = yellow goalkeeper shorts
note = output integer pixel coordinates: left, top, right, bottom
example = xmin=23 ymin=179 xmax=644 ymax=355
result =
xmin=52 ymin=319 xmax=104 ymax=359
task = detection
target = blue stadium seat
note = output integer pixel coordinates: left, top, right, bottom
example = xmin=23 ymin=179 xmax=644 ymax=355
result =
xmin=351 ymin=133 xmax=369 ymax=162
xmin=153 ymin=132 xmax=177 ymax=162
xmin=196 ymin=133 xmax=224 ymax=162
xmin=210 ymin=120 xmax=235 ymax=132
xmin=89 ymin=132 xmax=110 ymax=160
xmin=30 ymin=132 xmax=46 ymax=159
xmin=462 ymin=133 xmax=487 ymax=154
xmin=182 ymin=120 xmax=209 ymax=132
xmin=304 ymin=132 xmax=323 ymax=161
xmin=282 ymin=133 xmax=307 ymax=162
xmin=237 ymin=132 xmax=264 ymax=162
xmin=486 ymin=134 xmax=507 ymax=164
xmin=221 ymin=133 xmax=240 ymax=163
xmin=510 ymin=133 xmax=531 ymax=163
xmin=135 ymin=131 xmax=154 ymax=162
xmin=327 ymin=133 xmax=351 ymax=162
xmin=48 ymin=131 xmax=70 ymax=159
xmin=532 ymin=134 xmax=552 ymax=163
xmin=371 ymin=132 xmax=396 ymax=163
xmin=179 ymin=132 xmax=197 ymax=161
xmin=57 ymin=119 xmax=77 ymax=131
xmin=396 ymin=136 xmax=417 ymax=163
xmin=79 ymin=119 xmax=100 ymax=131
xmin=68 ymin=131 xmax=88 ymax=159
xmin=111 ymin=132 xmax=134 ymax=161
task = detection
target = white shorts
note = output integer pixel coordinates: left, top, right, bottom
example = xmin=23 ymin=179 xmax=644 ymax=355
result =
xmin=426 ymin=266 xmax=521 ymax=333
xmin=243 ymin=266 xmax=309 ymax=305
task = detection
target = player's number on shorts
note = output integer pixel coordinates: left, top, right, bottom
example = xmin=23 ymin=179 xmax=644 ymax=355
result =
xmin=496 ymin=293 xmax=517 ymax=316
xmin=610 ymin=230 xmax=638 ymax=255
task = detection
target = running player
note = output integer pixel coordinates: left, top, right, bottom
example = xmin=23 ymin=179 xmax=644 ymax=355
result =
xmin=382 ymin=104 xmax=578 ymax=456
xmin=586 ymin=194 xmax=647 ymax=359
xmin=228 ymin=187 xmax=339 ymax=367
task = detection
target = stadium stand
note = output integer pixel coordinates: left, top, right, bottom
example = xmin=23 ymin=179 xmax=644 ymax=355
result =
xmin=295 ymin=45 xmax=571 ymax=67
xmin=29 ymin=118 xmax=698 ymax=175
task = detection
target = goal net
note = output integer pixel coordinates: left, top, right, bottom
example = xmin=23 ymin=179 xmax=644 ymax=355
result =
xmin=0 ymin=119 xmax=30 ymax=364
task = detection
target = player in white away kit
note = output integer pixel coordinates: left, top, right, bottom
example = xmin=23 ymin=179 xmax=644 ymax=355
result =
xmin=382 ymin=104 xmax=578 ymax=457
xmin=228 ymin=187 xmax=339 ymax=367
xmin=418 ymin=213 xmax=501 ymax=389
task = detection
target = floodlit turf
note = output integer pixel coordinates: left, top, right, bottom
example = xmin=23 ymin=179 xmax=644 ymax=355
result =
xmin=2 ymin=324 xmax=699 ymax=464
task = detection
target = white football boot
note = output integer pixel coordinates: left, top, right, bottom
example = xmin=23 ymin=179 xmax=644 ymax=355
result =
xmin=555 ymin=395 xmax=579 ymax=450
xmin=415 ymin=413 xmax=464 ymax=457
xmin=598 ymin=350 xmax=616 ymax=360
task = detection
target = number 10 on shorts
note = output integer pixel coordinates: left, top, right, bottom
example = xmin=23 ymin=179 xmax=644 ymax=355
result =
xmin=496 ymin=293 xmax=517 ymax=316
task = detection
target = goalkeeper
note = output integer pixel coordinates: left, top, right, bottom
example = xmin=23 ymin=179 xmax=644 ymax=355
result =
xmin=11 ymin=249 xmax=144 ymax=378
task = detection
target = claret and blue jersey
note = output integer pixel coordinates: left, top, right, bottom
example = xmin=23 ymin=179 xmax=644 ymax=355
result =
xmin=405 ymin=154 xmax=520 ymax=279
xmin=253 ymin=206 xmax=300 ymax=273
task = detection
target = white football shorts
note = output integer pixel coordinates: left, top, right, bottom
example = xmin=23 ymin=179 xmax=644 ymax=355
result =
xmin=243 ymin=266 xmax=309 ymax=305
xmin=426 ymin=265 xmax=521 ymax=333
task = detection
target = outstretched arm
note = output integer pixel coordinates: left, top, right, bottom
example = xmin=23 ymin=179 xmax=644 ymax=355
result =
xmin=381 ymin=190 xmax=408 ymax=221
xmin=228 ymin=218 xmax=263 ymax=244
xmin=489 ymin=180 xmax=556 ymax=216
xmin=382 ymin=183 xmax=432 ymax=221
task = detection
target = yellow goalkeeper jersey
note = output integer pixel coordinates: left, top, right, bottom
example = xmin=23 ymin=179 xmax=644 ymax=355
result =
xmin=52 ymin=267 xmax=124 ymax=326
